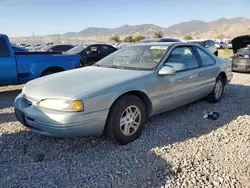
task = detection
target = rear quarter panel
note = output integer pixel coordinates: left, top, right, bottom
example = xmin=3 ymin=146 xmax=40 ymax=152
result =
xmin=216 ymin=58 xmax=233 ymax=84
xmin=16 ymin=54 xmax=80 ymax=83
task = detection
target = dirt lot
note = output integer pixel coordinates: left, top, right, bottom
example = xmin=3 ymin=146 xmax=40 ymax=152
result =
xmin=218 ymin=49 xmax=234 ymax=59
xmin=0 ymin=73 xmax=250 ymax=188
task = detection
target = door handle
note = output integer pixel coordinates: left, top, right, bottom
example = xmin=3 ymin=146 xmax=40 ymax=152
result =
xmin=198 ymin=72 xmax=203 ymax=77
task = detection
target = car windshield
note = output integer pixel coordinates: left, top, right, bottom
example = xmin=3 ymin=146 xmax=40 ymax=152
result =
xmin=66 ymin=45 xmax=87 ymax=53
xmin=95 ymin=45 xmax=169 ymax=70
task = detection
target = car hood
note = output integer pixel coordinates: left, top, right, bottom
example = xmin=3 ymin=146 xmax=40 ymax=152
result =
xmin=22 ymin=66 xmax=151 ymax=100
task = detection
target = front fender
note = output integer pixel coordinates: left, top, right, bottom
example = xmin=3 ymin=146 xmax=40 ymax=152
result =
xmin=82 ymin=88 xmax=149 ymax=114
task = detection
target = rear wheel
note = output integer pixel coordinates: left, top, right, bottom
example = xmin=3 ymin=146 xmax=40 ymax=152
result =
xmin=105 ymin=95 xmax=146 ymax=145
xmin=206 ymin=76 xmax=225 ymax=103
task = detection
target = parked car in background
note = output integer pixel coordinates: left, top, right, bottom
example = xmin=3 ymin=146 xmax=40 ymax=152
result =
xmin=65 ymin=44 xmax=117 ymax=66
xmin=231 ymin=35 xmax=250 ymax=54
xmin=227 ymin=41 xmax=233 ymax=49
xmin=29 ymin=43 xmax=45 ymax=51
xmin=24 ymin=44 xmax=31 ymax=50
xmin=139 ymin=38 xmax=181 ymax=43
xmin=39 ymin=44 xmax=74 ymax=52
xmin=12 ymin=45 xmax=27 ymax=52
xmin=231 ymin=45 xmax=250 ymax=72
xmin=15 ymin=42 xmax=232 ymax=145
xmin=19 ymin=43 xmax=26 ymax=48
xmin=189 ymin=39 xmax=218 ymax=56
xmin=0 ymin=34 xmax=81 ymax=86
xmin=215 ymin=42 xmax=228 ymax=49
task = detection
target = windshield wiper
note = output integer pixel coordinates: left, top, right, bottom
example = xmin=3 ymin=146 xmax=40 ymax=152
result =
xmin=105 ymin=65 xmax=126 ymax=69
xmin=92 ymin=64 xmax=125 ymax=69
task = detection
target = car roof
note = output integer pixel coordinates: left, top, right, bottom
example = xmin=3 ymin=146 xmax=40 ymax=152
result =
xmin=188 ymin=39 xmax=212 ymax=42
xmin=85 ymin=43 xmax=115 ymax=46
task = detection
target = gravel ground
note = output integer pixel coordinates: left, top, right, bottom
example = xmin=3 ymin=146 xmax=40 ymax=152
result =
xmin=0 ymin=73 xmax=250 ymax=188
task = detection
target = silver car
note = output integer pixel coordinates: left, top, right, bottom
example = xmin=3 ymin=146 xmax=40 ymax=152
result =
xmin=14 ymin=42 xmax=233 ymax=145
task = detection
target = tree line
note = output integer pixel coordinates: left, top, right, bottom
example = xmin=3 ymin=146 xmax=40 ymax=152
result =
xmin=110 ymin=31 xmax=165 ymax=43
xmin=110 ymin=31 xmax=228 ymax=43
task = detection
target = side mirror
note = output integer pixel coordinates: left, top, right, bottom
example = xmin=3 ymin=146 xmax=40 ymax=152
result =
xmin=158 ymin=66 xmax=176 ymax=76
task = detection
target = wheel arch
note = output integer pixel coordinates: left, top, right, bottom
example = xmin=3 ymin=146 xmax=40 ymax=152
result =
xmin=217 ymin=71 xmax=227 ymax=85
xmin=41 ymin=66 xmax=65 ymax=76
xmin=110 ymin=90 xmax=153 ymax=118
xmin=103 ymin=89 xmax=152 ymax=133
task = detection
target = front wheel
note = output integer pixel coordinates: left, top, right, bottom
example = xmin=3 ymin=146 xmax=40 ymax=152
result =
xmin=206 ymin=76 xmax=225 ymax=103
xmin=105 ymin=95 xmax=146 ymax=145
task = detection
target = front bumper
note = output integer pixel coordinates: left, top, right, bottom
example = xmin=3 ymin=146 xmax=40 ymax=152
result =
xmin=14 ymin=94 xmax=109 ymax=137
xmin=232 ymin=58 xmax=250 ymax=72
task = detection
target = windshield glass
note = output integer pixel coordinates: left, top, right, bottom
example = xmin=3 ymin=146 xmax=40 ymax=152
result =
xmin=96 ymin=45 xmax=169 ymax=70
xmin=66 ymin=45 xmax=87 ymax=53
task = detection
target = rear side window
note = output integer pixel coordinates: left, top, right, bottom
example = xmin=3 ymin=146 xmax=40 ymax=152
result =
xmin=197 ymin=48 xmax=215 ymax=66
xmin=99 ymin=45 xmax=109 ymax=53
xmin=0 ymin=38 xmax=10 ymax=57
xmin=50 ymin=46 xmax=60 ymax=51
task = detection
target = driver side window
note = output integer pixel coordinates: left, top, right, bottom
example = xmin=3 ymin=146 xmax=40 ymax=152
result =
xmin=165 ymin=47 xmax=199 ymax=71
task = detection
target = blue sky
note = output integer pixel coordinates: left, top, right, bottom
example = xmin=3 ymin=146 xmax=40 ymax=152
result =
xmin=1 ymin=0 xmax=250 ymax=37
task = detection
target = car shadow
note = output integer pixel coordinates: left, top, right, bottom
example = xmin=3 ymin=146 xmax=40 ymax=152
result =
xmin=0 ymin=89 xmax=21 ymax=110
xmin=0 ymin=83 xmax=249 ymax=187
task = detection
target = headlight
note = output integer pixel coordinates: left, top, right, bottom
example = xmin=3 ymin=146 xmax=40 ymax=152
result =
xmin=39 ymin=99 xmax=84 ymax=112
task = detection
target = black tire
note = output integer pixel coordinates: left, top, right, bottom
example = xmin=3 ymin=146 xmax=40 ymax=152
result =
xmin=105 ymin=95 xmax=146 ymax=145
xmin=214 ymin=51 xmax=218 ymax=56
xmin=206 ymin=75 xmax=225 ymax=103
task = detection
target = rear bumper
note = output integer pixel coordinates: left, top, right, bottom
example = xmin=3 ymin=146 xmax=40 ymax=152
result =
xmin=232 ymin=58 xmax=250 ymax=72
xmin=14 ymin=94 xmax=109 ymax=137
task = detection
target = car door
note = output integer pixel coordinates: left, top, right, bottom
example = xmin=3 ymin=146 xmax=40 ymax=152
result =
xmin=0 ymin=38 xmax=18 ymax=85
xmin=194 ymin=46 xmax=218 ymax=95
xmin=153 ymin=46 xmax=205 ymax=114
xmin=99 ymin=45 xmax=110 ymax=59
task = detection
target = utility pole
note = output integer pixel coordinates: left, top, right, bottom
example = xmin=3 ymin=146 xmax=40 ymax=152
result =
xmin=32 ymin=32 xmax=35 ymax=44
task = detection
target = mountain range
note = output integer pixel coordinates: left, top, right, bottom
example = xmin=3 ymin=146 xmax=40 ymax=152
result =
xmin=52 ymin=17 xmax=250 ymax=40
